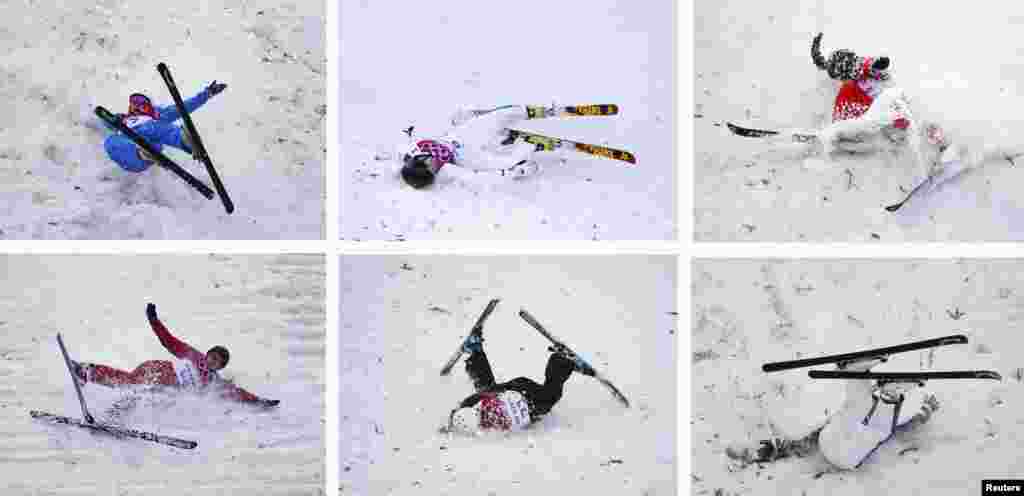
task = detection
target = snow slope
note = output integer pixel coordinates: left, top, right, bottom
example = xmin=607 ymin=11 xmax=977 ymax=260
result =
xmin=340 ymin=255 xmax=677 ymax=494
xmin=0 ymin=1 xmax=324 ymax=239
xmin=339 ymin=0 xmax=675 ymax=241
xmin=0 ymin=255 xmax=325 ymax=494
xmin=692 ymin=260 xmax=1024 ymax=495
xmin=695 ymin=1 xmax=1024 ymax=241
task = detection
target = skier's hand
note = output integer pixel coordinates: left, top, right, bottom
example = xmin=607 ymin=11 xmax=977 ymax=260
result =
xmin=257 ymin=399 xmax=280 ymax=409
xmin=146 ymin=303 xmax=158 ymax=322
xmin=206 ymin=81 xmax=227 ymax=96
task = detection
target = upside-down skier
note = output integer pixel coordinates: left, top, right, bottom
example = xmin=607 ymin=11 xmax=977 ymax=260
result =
xmin=100 ymin=81 xmax=227 ymax=173
xmin=70 ymin=303 xmax=278 ymax=408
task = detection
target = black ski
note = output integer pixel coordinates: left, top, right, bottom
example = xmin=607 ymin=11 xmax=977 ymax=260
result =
xmin=30 ymin=410 xmax=198 ymax=449
xmin=518 ymin=309 xmax=630 ymax=407
xmin=94 ymin=106 xmax=215 ymax=199
xmin=440 ymin=299 xmax=501 ymax=376
xmin=808 ymin=370 xmax=1002 ymax=382
xmin=763 ymin=335 xmax=968 ymax=373
xmin=56 ymin=333 xmax=94 ymax=424
xmin=156 ymin=63 xmax=234 ymax=214
xmin=726 ymin=122 xmax=818 ymax=143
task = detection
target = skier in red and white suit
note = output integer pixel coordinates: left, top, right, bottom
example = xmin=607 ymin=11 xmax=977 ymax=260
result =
xmin=72 ymin=303 xmax=277 ymax=407
xmin=811 ymin=32 xmax=893 ymax=123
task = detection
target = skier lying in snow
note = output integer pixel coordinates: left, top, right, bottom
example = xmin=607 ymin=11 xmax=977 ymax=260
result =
xmin=811 ymin=32 xmax=893 ymax=123
xmin=100 ymin=82 xmax=227 ymax=173
xmin=70 ymin=303 xmax=278 ymax=408
xmin=726 ymin=357 xmax=940 ymax=470
xmin=445 ymin=326 xmax=589 ymax=434
xmin=398 ymin=106 xmax=547 ymax=189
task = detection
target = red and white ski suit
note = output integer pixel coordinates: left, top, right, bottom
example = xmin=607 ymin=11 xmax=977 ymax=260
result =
xmin=832 ymin=57 xmax=891 ymax=123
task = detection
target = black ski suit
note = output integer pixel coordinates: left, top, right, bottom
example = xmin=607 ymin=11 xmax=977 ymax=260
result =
xmin=456 ymin=350 xmax=575 ymax=420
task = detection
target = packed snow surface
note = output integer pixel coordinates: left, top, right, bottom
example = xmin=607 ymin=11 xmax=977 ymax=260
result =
xmin=1 ymin=255 xmax=325 ymax=494
xmin=340 ymin=0 xmax=675 ymax=240
xmin=0 ymin=1 xmax=324 ymax=239
xmin=340 ymin=255 xmax=677 ymax=494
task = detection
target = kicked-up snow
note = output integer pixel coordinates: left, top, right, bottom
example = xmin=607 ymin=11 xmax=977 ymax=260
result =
xmin=340 ymin=255 xmax=677 ymax=494
xmin=339 ymin=0 xmax=675 ymax=241
xmin=1 ymin=255 xmax=325 ymax=494
xmin=0 ymin=1 xmax=324 ymax=239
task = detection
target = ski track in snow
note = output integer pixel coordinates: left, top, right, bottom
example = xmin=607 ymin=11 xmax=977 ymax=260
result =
xmin=0 ymin=255 xmax=325 ymax=494
xmin=340 ymin=256 xmax=677 ymax=495
xmin=339 ymin=0 xmax=675 ymax=241
xmin=696 ymin=1 xmax=1024 ymax=241
xmin=693 ymin=260 xmax=1024 ymax=495
xmin=0 ymin=1 xmax=324 ymax=239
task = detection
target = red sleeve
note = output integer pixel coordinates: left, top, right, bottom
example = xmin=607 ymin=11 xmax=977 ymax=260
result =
xmin=218 ymin=383 xmax=263 ymax=403
xmin=149 ymin=317 xmax=204 ymax=363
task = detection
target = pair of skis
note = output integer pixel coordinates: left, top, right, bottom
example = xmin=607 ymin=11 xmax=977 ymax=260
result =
xmin=95 ymin=63 xmax=234 ymax=214
xmin=30 ymin=334 xmax=198 ymax=450
xmin=763 ymin=334 xmax=1002 ymax=384
xmin=439 ymin=299 xmax=630 ymax=407
xmin=456 ymin=103 xmax=636 ymax=165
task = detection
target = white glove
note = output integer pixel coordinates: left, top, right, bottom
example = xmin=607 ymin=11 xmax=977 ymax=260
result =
xmin=507 ymin=159 xmax=541 ymax=178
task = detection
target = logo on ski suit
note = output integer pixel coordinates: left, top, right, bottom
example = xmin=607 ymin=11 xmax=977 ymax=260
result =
xmin=414 ymin=139 xmax=458 ymax=169
xmin=479 ymin=390 xmax=531 ymax=431
xmin=123 ymin=114 xmax=155 ymax=129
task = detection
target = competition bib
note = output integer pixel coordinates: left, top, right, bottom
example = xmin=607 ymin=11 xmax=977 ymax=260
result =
xmin=498 ymin=391 xmax=531 ymax=430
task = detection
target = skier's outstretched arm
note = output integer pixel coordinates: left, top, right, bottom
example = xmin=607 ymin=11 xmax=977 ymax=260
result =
xmin=155 ymin=82 xmax=227 ymax=122
xmin=146 ymin=303 xmax=204 ymax=362
xmin=216 ymin=382 xmax=273 ymax=405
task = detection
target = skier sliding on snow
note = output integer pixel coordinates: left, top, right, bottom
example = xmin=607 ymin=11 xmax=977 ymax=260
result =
xmin=399 ymin=105 xmax=544 ymax=189
xmin=811 ymin=32 xmax=893 ymax=123
xmin=101 ymin=81 xmax=227 ymax=173
xmin=727 ymin=357 xmax=940 ymax=469
xmin=70 ymin=303 xmax=278 ymax=408
xmin=445 ymin=323 xmax=590 ymax=434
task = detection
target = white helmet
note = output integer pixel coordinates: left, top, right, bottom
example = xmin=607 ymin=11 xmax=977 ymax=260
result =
xmin=449 ymin=406 xmax=481 ymax=434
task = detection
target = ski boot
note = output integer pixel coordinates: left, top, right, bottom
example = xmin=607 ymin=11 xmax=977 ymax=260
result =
xmin=506 ymin=159 xmax=541 ymax=178
xmin=548 ymin=345 xmax=596 ymax=377
xmin=462 ymin=329 xmax=484 ymax=355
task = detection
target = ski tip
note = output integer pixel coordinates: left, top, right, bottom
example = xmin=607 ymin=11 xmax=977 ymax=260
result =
xmin=884 ymin=203 xmax=902 ymax=212
xmin=980 ymin=371 xmax=1002 ymax=381
xmin=156 ymin=62 xmax=168 ymax=72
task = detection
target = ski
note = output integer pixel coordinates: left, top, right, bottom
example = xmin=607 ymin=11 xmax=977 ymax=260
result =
xmin=505 ymin=129 xmax=637 ymax=165
xmin=56 ymin=334 xmax=94 ymax=424
xmin=525 ymin=104 xmax=619 ymax=119
xmin=156 ymin=63 xmax=235 ymax=214
xmin=726 ymin=122 xmax=818 ymax=143
xmin=808 ymin=370 xmax=1002 ymax=382
xmin=762 ymin=335 xmax=968 ymax=373
xmin=459 ymin=104 xmax=619 ymax=122
xmin=440 ymin=298 xmax=501 ymax=376
xmin=517 ymin=309 xmax=630 ymax=407
xmin=94 ymin=106 xmax=216 ymax=199
xmin=30 ymin=410 xmax=198 ymax=449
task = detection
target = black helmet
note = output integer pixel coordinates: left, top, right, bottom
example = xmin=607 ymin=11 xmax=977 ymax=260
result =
xmin=401 ymin=152 xmax=437 ymax=189
xmin=207 ymin=346 xmax=230 ymax=369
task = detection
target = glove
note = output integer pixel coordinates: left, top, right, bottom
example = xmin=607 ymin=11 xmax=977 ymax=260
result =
xmin=146 ymin=303 xmax=158 ymax=322
xmin=206 ymin=81 xmax=227 ymax=96
xmin=258 ymin=399 xmax=280 ymax=408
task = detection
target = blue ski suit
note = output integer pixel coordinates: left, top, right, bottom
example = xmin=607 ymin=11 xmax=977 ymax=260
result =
xmin=101 ymin=89 xmax=214 ymax=172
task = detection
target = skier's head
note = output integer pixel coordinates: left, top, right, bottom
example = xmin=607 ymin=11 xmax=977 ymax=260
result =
xmin=128 ymin=93 xmax=158 ymax=118
xmin=400 ymin=151 xmax=438 ymax=189
xmin=449 ymin=406 xmax=481 ymax=434
xmin=206 ymin=346 xmax=230 ymax=370
xmin=868 ymin=56 xmax=891 ymax=81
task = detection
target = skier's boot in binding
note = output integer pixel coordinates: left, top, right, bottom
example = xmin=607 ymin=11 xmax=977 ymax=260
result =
xmin=548 ymin=345 xmax=596 ymax=377
xmin=461 ymin=329 xmax=484 ymax=355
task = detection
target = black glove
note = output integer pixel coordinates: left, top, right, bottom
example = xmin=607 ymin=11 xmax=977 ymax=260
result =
xmin=206 ymin=80 xmax=227 ymax=96
xmin=146 ymin=303 xmax=158 ymax=322
xmin=259 ymin=399 xmax=280 ymax=408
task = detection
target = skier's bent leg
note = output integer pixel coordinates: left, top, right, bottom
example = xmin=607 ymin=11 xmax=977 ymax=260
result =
xmin=527 ymin=353 xmax=575 ymax=415
xmin=464 ymin=351 xmax=497 ymax=393
xmin=85 ymin=363 xmax=137 ymax=387
xmin=103 ymin=135 xmax=153 ymax=172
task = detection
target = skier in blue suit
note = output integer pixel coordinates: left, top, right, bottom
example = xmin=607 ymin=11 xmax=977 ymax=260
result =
xmin=101 ymin=81 xmax=227 ymax=172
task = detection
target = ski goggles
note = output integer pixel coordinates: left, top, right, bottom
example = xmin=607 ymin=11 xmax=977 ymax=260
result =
xmin=129 ymin=93 xmax=155 ymax=115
